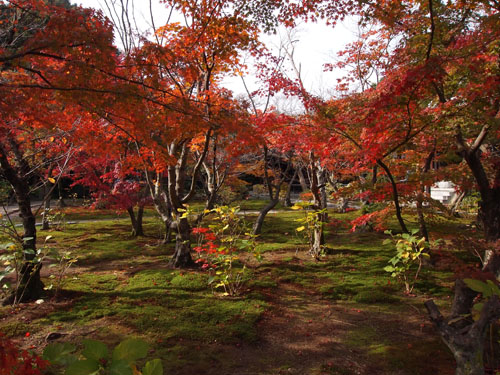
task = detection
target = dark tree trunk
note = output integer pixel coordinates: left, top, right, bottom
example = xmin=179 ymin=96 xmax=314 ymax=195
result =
xmin=371 ymin=165 xmax=378 ymax=185
xmin=377 ymin=159 xmax=409 ymax=234
xmin=56 ymin=179 xmax=66 ymax=208
xmin=253 ymin=198 xmax=279 ymax=235
xmin=252 ymin=145 xmax=291 ymax=236
xmin=195 ymin=188 xmax=217 ymax=225
xmin=458 ymin=141 xmax=500 ymax=275
xmin=0 ymin=144 xmax=44 ymax=305
xmin=284 ymin=168 xmax=298 ymax=207
xmin=308 ymin=154 xmax=327 ymax=258
xmin=164 ymin=219 xmax=173 ymax=244
xmin=416 ymin=197 xmax=429 ymax=241
xmin=13 ymin=186 xmax=44 ymax=304
xmin=41 ymin=194 xmax=51 ymax=231
xmin=480 ymin=189 xmax=500 ymax=276
xmin=136 ymin=205 xmax=144 ymax=235
xmin=479 ymin=188 xmax=500 ymax=243
xmin=425 ymin=279 xmax=500 ymax=375
xmin=455 ymin=125 xmax=500 ymax=278
xmin=416 ymin=149 xmax=434 ymax=243
xmin=170 ymin=217 xmax=195 ymax=268
xmin=127 ymin=205 xmax=144 ymax=237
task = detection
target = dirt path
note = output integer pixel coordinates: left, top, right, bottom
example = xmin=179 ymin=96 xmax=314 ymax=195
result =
xmin=223 ymin=283 xmax=369 ymax=375
xmin=208 ymin=272 xmax=453 ymax=375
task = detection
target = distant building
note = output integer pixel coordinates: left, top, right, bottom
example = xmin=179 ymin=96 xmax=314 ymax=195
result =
xmin=430 ymin=181 xmax=456 ymax=204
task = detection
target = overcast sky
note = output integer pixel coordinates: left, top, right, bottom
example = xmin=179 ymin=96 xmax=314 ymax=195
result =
xmin=73 ymin=0 xmax=356 ymax=103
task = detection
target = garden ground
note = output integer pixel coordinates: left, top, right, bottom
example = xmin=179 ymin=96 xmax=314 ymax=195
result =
xmin=0 ymin=203 xmax=472 ymax=374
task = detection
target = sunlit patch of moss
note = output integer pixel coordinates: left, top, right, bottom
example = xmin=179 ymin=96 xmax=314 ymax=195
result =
xmin=63 ymin=273 xmax=120 ymax=293
xmin=169 ymin=272 xmax=208 ymax=291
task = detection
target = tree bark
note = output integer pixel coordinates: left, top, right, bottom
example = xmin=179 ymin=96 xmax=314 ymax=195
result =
xmin=41 ymin=192 xmax=51 ymax=231
xmin=0 ymin=144 xmax=44 ymax=305
xmin=284 ymin=168 xmax=298 ymax=207
xmin=449 ymin=190 xmax=467 ymax=217
xmin=252 ymin=146 xmax=291 ymax=235
xmin=127 ymin=205 xmax=144 ymax=237
xmin=195 ymin=189 xmax=217 ymax=225
xmin=309 ymin=153 xmax=326 ymax=258
xmin=13 ymin=196 xmax=44 ymax=304
xmin=416 ymin=149 xmax=435 ymax=243
xmin=253 ymin=198 xmax=279 ymax=235
xmin=170 ymin=217 xmax=195 ymax=268
xmin=425 ymin=279 xmax=500 ymax=375
xmin=455 ymin=125 xmax=500 ymax=275
xmin=377 ymin=159 xmax=409 ymax=234
xmin=298 ymin=167 xmax=308 ymax=193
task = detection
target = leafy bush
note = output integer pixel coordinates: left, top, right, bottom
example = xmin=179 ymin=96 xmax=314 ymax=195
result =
xmin=43 ymin=338 xmax=162 ymax=375
xmin=383 ymin=230 xmax=430 ymax=294
xmin=193 ymin=205 xmax=259 ymax=296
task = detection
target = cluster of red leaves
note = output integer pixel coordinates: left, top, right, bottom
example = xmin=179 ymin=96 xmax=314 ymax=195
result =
xmin=192 ymin=227 xmax=222 ymax=269
xmin=349 ymin=206 xmax=390 ymax=232
xmin=0 ymin=334 xmax=48 ymax=375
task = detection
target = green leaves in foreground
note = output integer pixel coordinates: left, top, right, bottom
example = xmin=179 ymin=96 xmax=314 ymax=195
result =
xmin=464 ymin=278 xmax=500 ymax=319
xmin=43 ymin=337 xmax=163 ymax=375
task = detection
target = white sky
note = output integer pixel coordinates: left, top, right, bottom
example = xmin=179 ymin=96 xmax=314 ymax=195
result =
xmin=74 ymin=0 xmax=356 ymax=103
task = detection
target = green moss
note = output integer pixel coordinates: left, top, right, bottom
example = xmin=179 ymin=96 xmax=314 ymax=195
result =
xmin=0 ymin=203 xmax=464 ymax=374
xmin=123 ymin=294 xmax=266 ymax=343
xmin=63 ymin=273 xmax=120 ymax=293
xmin=124 ymin=269 xmax=176 ymax=291
xmin=169 ymin=272 xmax=208 ymax=291
xmin=0 ymin=322 xmax=32 ymax=337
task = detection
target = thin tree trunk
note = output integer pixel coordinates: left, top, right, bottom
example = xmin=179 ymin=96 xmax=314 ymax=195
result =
xmin=252 ymin=146 xmax=291 ymax=235
xmin=371 ymin=165 xmax=378 ymax=185
xmin=284 ymin=168 xmax=298 ymax=207
xmin=449 ymin=190 xmax=467 ymax=216
xmin=309 ymin=153 xmax=326 ymax=258
xmin=56 ymin=179 xmax=66 ymax=208
xmin=377 ymin=159 xmax=409 ymax=233
xmin=41 ymin=191 xmax=51 ymax=230
xmin=136 ymin=205 xmax=144 ymax=236
xmin=127 ymin=205 xmax=144 ymax=237
xmin=416 ymin=150 xmax=435 ymax=243
xmin=195 ymin=189 xmax=217 ymax=225
xmin=253 ymin=198 xmax=279 ymax=235
xmin=480 ymin=190 xmax=500 ymax=276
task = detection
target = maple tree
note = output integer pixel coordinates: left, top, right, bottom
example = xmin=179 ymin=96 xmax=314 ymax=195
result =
xmin=72 ymin=154 xmax=150 ymax=237
xmin=73 ymin=0 xmax=265 ymax=267
xmin=300 ymin=0 xmax=500 ymax=373
xmin=0 ymin=0 xmax=116 ymax=303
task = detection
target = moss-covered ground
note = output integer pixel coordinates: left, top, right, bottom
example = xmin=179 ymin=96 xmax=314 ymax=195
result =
xmin=0 ymin=203 xmax=469 ymax=374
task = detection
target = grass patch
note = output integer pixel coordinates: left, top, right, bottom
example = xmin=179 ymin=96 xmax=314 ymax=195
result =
xmin=0 ymin=200 xmax=466 ymax=374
